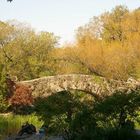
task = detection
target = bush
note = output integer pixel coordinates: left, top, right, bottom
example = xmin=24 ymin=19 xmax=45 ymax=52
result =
xmin=0 ymin=64 xmax=9 ymax=112
xmin=104 ymin=127 xmax=139 ymax=140
xmin=34 ymin=90 xmax=140 ymax=140
xmin=9 ymin=84 xmax=34 ymax=114
xmin=94 ymin=90 xmax=140 ymax=129
xmin=67 ymin=90 xmax=140 ymax=140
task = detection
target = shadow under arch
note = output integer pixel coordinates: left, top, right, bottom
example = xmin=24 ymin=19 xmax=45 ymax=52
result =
xmin=34 ymin=89 xmax=95 ymax=130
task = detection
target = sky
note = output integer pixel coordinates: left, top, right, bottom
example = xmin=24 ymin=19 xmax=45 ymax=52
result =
xmin=0 ymin=0 xmax=140 ymax=44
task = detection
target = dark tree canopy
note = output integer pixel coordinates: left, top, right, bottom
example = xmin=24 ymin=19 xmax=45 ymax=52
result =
xmin=7 ymin=0 xmax=13 ymax=2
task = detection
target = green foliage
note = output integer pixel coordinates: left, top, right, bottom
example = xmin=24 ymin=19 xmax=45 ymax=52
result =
xmin=92 ymin=75 xmax=104 ymax=84
xmin=68 ymin=90 xmax=140 ymax=140
xmin=101 ymin=5 xmax=129 ymax=42
xmin=0 ymin=64 xmax=9 ymax=112
xmin=0 ymin=95 xmax=9 ymax=113
xmin=103 ymin=127 xmax=139 ymax=140
xmin=94 ymin=90 xmax=140 ymax=129
xmin=34 ymin=90 xmax=140 ymax=140
xmin=69 ymin=108 xmax=98 ymax=140
xmin=0 ymin=21 xmax=59 ymax=81
xmin=34 ymin=91 xmax=91 ymax=136
xmin=0 ymin=5 xmax=140 ymax=140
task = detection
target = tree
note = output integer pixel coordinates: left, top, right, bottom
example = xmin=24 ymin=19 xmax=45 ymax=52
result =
xmin=67 ymin=90 xmax=140 ymax=140
xmin=0 ymin=21 xmax=59 ymax=80
xmin=55 ymin=6 xmax=140 ymax=80
xmin=95 ymin=90 xmax=140 ymax=128
xmin=34 ymin=90 xmax=93 ymax=137
xmin=0 ymin=21 xmax=14 ymax=47
xmin=101 ymin=5 xmax=129 ymax=43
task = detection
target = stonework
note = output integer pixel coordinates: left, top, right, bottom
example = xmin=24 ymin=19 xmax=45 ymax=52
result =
xmin=18 ymin=74 xmax=140 ymax=98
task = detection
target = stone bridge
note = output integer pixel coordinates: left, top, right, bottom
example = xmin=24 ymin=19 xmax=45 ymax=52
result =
xmin=18 ymin=74 xmax=140 ymax=98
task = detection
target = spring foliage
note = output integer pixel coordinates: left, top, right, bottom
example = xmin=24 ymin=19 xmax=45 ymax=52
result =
xmin=0 ymin=4 xmax=140 ymax=139
xmin=53 ymin=6 xmax=140 ymax=80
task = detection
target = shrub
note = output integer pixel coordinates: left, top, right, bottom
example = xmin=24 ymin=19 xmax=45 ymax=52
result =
xmin=0 ymin=64 xmax=9 ymax=112
xmin=9 ymin=84 xmax=33 ymax=114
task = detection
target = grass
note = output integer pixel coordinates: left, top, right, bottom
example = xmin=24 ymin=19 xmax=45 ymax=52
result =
xmin=135 ymin=122 xmax=140 ymax=129
xmin=0 ymin=113 xmax=43 ymax=139
xmin=92 ymin=75 xmax=104 ymax=84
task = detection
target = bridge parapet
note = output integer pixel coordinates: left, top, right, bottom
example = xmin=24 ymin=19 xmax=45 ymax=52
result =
xmin=18 ymin=74 xmax=140 ymax=98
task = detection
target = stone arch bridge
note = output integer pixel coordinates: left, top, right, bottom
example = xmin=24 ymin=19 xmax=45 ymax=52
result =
xmin=18 ymin=74 xmax=140 ymax=98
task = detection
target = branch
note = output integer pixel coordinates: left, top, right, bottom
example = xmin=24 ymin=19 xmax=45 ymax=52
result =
xmin=3 ymin=49 xmax=13 ymax=62
xmin=51 ymin=57 xmax=104 ymax=77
